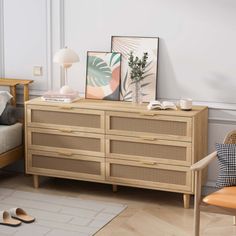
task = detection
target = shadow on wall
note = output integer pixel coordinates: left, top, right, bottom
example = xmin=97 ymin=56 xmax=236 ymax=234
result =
xmin=157 ymin=38 xmax=183 ymax=100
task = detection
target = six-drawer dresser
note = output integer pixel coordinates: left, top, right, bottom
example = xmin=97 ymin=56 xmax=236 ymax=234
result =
xmin=25 ymin=98 xmax=208 ymax=208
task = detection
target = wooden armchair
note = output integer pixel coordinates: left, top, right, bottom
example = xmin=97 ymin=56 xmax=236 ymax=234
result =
xmin=191 ymin=130 xmax=236 ymax=236
xmin=0 ymin=78 xmax=33 ymax=168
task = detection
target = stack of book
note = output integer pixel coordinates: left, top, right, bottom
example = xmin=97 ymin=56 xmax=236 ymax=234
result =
xmin=41 ymin=91 xmax=80 ymax=103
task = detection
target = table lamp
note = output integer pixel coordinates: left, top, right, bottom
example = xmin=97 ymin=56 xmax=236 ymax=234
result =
xmin=53 ymin=47 xmax=79 ymax=94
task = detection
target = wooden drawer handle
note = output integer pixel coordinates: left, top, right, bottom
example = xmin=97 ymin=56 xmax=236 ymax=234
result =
xmin=139 ymin=112 xmax=157 ymax=116
xmin=60 ymin=106 xmax=73 ymax=110
xmin=58 ymin=128 xmax=73 ymax=133
xmin=141 ymin=137 xmax=157 ymax=141
xmin=57 ymin=151 xmax=73 ymax=156
xmin=140 ymin=161 xmax=157 ymax=165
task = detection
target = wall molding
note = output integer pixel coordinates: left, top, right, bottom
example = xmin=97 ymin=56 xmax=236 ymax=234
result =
xmin=46 ymin=0 xmax=53 ymax=91
xmin=209 ymin=117 xmax=236 ymax=125
xmin=160 ymin=97 xmax=236 ymax=112
xmin=59 ymin=0 xmax=65 ymax=87
xmin=0 ymin=0 xmax=5 ymax=78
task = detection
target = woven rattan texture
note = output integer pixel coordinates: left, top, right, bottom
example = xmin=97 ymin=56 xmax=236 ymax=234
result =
xmin=32 ymin=133 xmax=101 ymax=151
xmin=32 ymin=155 xmax=101 ymax=175
xmin=110 ymin=117 xmax=187 ymax=136
xmin=224 ymin=132 xmax=236 ymax=144
xmin=32 ymin=110 xmax=101 ymax=128
xmin=110 ymin=164 xmax=186 ymax=185
xmin=110 ymin=140 xmax=186 ymax=161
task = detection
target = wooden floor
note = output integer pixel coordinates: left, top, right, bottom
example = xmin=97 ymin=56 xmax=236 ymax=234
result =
xmin=0 ymin=171 xmax=236 ymax=236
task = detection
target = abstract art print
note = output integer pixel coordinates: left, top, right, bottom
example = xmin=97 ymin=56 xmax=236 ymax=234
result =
xmin=85 ymin=51 xmax=121 ymax=100
xmin=111 ymin=36 xmax=159 ymax=102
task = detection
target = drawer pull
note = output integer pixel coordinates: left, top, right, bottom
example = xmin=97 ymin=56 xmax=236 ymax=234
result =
xmin=141 ymin=161 xmax=157 ymax=165
xmin=57 ymin=151 xmax=73 ymax=156
xmin=60 ymin=106 xmax=73 ymax=110
xmin=59 ymin=128 xmax=73 ymax=133
xmin=140 ymin=112 xmax=157 ymax=116
xmin=141 ymin=137 xmax=157 ymax=141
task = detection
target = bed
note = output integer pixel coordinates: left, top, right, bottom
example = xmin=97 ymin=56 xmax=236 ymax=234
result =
xmin=0 ymin=78 xmax=33 ymax=168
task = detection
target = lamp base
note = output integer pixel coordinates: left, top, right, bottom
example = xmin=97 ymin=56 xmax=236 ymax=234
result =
xmin=60 ymin=85 xmax=74 ymax=95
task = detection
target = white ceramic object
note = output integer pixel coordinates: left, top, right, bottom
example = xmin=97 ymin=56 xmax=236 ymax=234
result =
xmin=180 ymin=98 xmax=192 ymax=111
xmin=60 ymin=85 xmax=74 ymax=94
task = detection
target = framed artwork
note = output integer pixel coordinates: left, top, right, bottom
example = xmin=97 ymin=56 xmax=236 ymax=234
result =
xmin=85 ymin=51 xmax=121 ymax=100
xmin=111 ymin=36 xmax=159 ymax=102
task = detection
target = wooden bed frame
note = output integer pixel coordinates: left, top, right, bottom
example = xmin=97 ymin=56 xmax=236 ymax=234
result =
xmin=0 ymin=78 xmax=33 ymax=168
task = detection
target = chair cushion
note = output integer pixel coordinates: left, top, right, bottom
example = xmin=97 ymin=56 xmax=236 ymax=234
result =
xmin=216 ymin=143 xmax=236 ymax=188
xmin=203 ymin=186 xmax=236 ymax=209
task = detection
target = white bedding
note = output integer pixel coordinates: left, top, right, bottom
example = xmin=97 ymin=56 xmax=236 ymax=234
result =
xmin=0 ymin=123 xmax=22 ymax=154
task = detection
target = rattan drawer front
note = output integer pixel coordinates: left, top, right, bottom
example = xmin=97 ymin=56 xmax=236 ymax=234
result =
xmin=106 ymin=112 xmax=192 ymax=141
xmin=27 ymin=150 xmax=105 ymax=180
xmin=106 ymin=159 xmax=192 ymax=192
xmin=27 ymin=105 xmax=104 ymax=133
xmin=106 ymin=135 xmax=191 ymax=166
xmin=28 ymin=128 xmax=104 ymax=157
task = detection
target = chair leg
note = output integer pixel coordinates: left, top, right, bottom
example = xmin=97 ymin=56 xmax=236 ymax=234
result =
xmin=233 ymin=216 xmax=236 ymax=226
xmin=194 ymin=202 xmax=200 ymax=236
xmin=193 ymin=171 xmax=202 ymax=236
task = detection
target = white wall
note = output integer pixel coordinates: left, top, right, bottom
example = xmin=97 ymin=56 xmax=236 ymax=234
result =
xmin=1 ymin=0 xmax=236 ymax=186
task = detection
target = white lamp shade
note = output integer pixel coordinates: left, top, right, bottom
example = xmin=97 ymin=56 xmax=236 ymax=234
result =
xmin=53 ymin=47 xmax=79 ymax=66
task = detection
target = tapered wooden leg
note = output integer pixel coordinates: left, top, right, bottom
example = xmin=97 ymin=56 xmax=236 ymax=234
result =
xmin=183 ymin=193 xmax=190 ymax=209
xmin=112 ymin=185 xmax=118 ymax=192
xmin=194 ymin=171 xmax=202 ymax=236
xmin=233 ymin=216 xmax=236 ymax=226
xmin=33 ymin=175 xmax=39 ymax=188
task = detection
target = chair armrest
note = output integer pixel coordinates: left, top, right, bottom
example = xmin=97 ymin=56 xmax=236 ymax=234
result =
xmin=191 ymin=151 xmax=217 ymax=171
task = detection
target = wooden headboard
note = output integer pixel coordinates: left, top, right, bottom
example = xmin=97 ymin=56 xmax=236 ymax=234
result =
xmin=0 ymin=78 xmax=33 ymax=105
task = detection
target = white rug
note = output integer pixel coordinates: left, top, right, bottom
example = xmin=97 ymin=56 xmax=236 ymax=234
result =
xmin=0 ymin=188 xmax=126 ymax=236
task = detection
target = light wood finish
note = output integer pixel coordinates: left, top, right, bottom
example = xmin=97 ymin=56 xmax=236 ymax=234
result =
xmin=105 ymin=158 xmax=192 ymax=193
xmin=191 ymin=130 xmax=236 ymax=236
xmin=106 ymin=135 xmax=192 ymax=166
xmin=106 ymin=111 xmax=192 ymax=142
xmin=9 ymin=85 xmax=17 ymax=106
xmin=25 ymin=98 xmax=208 ymax=207
xmin=112 ymin=185 xmax=118 ymax=192
xmin=0 ymin=78 xmax=32 ymax=168
xmin=33 ymin=175 xmax=39 ymax=188
xmin=27 ymin=127 xmax=105 ymax=157
xmin=27 ymin=150 xmax=105 ymax=182
xmin=183 ymin=193 xmax=190 ymax=209
xmin=191 ymin=151 xmax=217 ymax=171
xmin=26 ymin=105 xmax=105 ymax=133
xmin=0 ymin=146 xmax=23 ymax=168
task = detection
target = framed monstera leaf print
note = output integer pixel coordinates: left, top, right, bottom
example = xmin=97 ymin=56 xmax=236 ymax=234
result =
xmin=85 ymin=51 xmax=121 ymax=100
xmin=111 ymin=36 xmax=159 ymax=102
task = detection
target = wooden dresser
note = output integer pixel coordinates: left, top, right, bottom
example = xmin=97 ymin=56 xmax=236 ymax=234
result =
xmin=25 ymin=98 xmax=208 ymax=208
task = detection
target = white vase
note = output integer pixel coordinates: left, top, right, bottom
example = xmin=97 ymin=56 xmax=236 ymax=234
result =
xmin=132 ymin=80 xmax=142 ymax=104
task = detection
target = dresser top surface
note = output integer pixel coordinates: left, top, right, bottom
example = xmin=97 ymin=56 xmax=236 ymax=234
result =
xmin=26 ymin=97 xmax=208 ymax=117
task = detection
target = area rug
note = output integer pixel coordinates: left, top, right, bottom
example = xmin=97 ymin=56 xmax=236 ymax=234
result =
xmin=0 ymin=188 xmax=126 ymax=236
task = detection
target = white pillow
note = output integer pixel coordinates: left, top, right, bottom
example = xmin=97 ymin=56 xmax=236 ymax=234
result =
xmin=0 ymin=91 xmax=13 ymax=116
